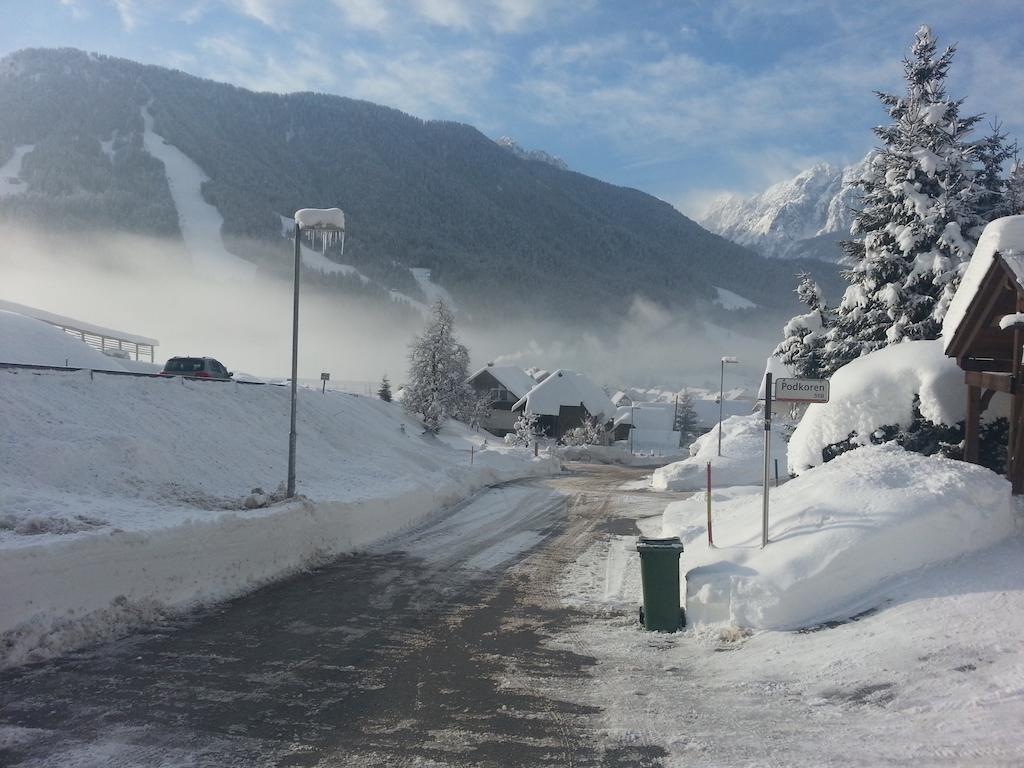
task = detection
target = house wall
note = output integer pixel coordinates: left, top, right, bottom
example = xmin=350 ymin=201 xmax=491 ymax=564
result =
xmin=471 ymin=369 xmax=522 ymax=437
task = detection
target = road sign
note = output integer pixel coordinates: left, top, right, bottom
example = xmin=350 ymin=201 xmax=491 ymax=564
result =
xmin=774 ymin=377 xmax=829 ymax=403
xmin=320 ymin=372 xmax=330 ymax=381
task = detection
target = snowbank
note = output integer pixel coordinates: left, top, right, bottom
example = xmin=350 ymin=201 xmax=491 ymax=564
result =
xmin=0 ymin=368 xmax=557 ymax=666
xmin=0 ymin=310 xmax=127 ymax=370
xmin=651 ymin=412 xmax=787 ymax=491
xmin=787 ymin=339 xmax=996 ymax=473
xmin=665 ymin=443 xmax=1014 ymax=629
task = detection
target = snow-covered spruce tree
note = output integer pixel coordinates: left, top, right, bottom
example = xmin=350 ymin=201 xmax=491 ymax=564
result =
xmin=1005 ymin=153 xmax=1024 ymax=216
xmin=673 ymin=392 xmax=700 ymax=446
xmin=774 ymin=272 xmax=832 ymax=379
xmin=377 ymin=375 xmax=392 ymax=402
xmin=973 ymin=122 xmax=1015 ymax=221
xmin=505 ymin=410 xmax=539 ymax=447
xmin=823 ymin=25 xmax=983 ymax=376
xmin=403 ymin=300 xmax=473 ymax=432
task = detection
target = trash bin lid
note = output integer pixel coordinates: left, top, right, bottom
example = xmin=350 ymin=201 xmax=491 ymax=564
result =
xmin=636 ymin=536 xmax=684 ymax=553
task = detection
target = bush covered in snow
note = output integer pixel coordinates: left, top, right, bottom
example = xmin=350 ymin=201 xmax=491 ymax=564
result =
xmin=561 ymin=417 xmax=604 ymax=447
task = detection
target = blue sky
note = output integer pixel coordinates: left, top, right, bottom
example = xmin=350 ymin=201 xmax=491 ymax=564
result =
xmin=4 ymin=1 xmax=1023 ymax=218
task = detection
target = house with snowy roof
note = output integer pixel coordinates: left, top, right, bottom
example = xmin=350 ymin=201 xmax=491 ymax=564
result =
xmin=943 ymin=216 xmax=1024 ymax=493
xmin=612 ymin=403 xmax=681 ymax=453
xmin=467 ymin=363 xmax=539 ymax=437
xmin=610 ymin=391 xmax=632 ymax=407
xmin=510 ymin=369 xmax=615 ymax=442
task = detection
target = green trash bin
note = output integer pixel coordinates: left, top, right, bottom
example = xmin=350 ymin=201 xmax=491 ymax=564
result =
xmin=636 ymin=536 xmax=685 ymax=632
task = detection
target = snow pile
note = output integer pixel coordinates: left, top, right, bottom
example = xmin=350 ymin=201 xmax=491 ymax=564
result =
xmin=0 ymin=310 xmax=127 ymax=370
xmin=666 ymin=443 xmax=1015 ymax=629
xmin=943 ymin=215 xmax=1024 ymax=346
xmin=0 ymin=367 xmax=557 ymax=666
xmin=787 ymin=339 xmax=983 ymax=473
xmin=651 ymin=412 xmax=787 ymax=491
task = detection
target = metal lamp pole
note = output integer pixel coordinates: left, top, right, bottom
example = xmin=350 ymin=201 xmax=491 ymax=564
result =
xmin=287 ymin=222 xmax=303 ymax=498
xmin=718 ymin=356 xmax=738 ymax=457
xmin=287 ymin=209 xmax=345 ymax=498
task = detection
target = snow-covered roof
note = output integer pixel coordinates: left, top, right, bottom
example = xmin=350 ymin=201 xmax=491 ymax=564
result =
xmin=610 ymin=391 xmax=632 ymax=406
xmin=294 ymin=207 xmax=345 ymax=230
xmin=467 ymin=365 xmax=537 ymax=399
xmin=943 ymin=216 xmax=1024 ymax=351
xmin=512 ymin=369 xmax=615 ymax=420
xmin=0 ymin=299 xmax=158 ymax=346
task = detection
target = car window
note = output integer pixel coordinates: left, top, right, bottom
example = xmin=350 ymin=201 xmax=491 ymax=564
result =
xmin=164 ymin=358 xmax=203 ymax=372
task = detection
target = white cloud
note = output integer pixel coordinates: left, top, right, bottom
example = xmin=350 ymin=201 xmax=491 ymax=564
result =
xmin=58 ymin=0 xmax=88 ymax=19
xmin=340 ymin=47 xmax=498 ymax=119
xmin=178 ymin=2 xmax=208 ymax=24
xmin=332 ymin=0 xmax=391 ymax=32
xmin=112 ymin=0 xmax=139 ymax=30
xmin=225 ymin=0 xmax=285 ymax=27
xmin=197 ymin=37 xmax=336 ymax=94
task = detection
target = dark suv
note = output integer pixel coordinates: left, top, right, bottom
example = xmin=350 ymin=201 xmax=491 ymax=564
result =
xmin=160 ymin=357 xmax=233 ymax=380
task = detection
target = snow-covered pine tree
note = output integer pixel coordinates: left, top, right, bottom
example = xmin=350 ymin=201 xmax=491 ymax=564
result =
xmin=505 ymin=410 xmax=539 ymax=447
xmin=403 ymin=300 xmax=473 ymax=432
xmin=1005 ymin=152 xmax=1024 ymax=216
xmin=774 ymin=272 xmax=831 ymax=379
xmin=673 ymin=392 xmax=700 ymax=446
xmin=973 ymin=121 xmax=1015 ymax=220
xmin=377 ymin=375 xmax=392 ymax=402
xmin=823 ymin=25 xmax=983 ymax=376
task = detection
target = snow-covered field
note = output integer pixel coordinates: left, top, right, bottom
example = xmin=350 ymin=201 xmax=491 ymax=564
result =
xmin=0 ymin=316 xmax=557 ymax=666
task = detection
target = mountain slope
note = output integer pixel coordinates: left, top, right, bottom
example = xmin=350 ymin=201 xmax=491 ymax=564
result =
xmin=0 ymin=48 xmax=841 ymax=320
xmin=702 ymin=157 xmax=870 ymax=262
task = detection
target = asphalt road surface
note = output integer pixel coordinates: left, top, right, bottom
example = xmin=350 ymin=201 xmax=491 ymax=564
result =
xmin=0 ymin=465 xmax=669 ymax=767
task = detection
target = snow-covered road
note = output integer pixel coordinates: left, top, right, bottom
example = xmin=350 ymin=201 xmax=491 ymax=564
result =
xmin=4 ymin=463 xmax=1020 ymax=767
xmin=0 ymin=474 xmax=655 ymax=767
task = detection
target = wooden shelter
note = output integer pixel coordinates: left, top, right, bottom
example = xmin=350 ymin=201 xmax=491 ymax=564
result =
xmin=945 ymin=251 xmax=1024 ymax=493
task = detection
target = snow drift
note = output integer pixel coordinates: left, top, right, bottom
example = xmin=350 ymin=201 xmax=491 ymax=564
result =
xmin=652 ymin=412 xmax=788 ymax=491
xmin=0 ymin=310 xmax=128 ymax=370
xmin=663 ymin=443 xmax=1014 ymax=629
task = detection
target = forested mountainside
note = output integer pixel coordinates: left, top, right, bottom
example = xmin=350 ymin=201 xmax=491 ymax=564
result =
xmin=0 ymin=48 xmax=842 ymax=320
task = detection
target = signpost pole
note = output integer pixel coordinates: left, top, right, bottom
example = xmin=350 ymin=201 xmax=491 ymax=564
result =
xmin=762 ymin=371 xmax=772 ymax=548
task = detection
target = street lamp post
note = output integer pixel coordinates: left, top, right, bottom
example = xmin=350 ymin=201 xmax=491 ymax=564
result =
xmin=718 ymin=356 xmax=739 ymax=457
xmin=287 ymin=208 xmax=345 ymax=498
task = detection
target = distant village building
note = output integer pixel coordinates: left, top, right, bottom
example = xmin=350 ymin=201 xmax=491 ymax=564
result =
xmin=510 ymin=369 xmax=615 ymax=442
xmin=467 ymin=364 xmax=538 ymax=437
xmin=610 ymin=391 xmax=632 ymax=407
xmin=612 ymin=403 xmax=681 ymax=453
